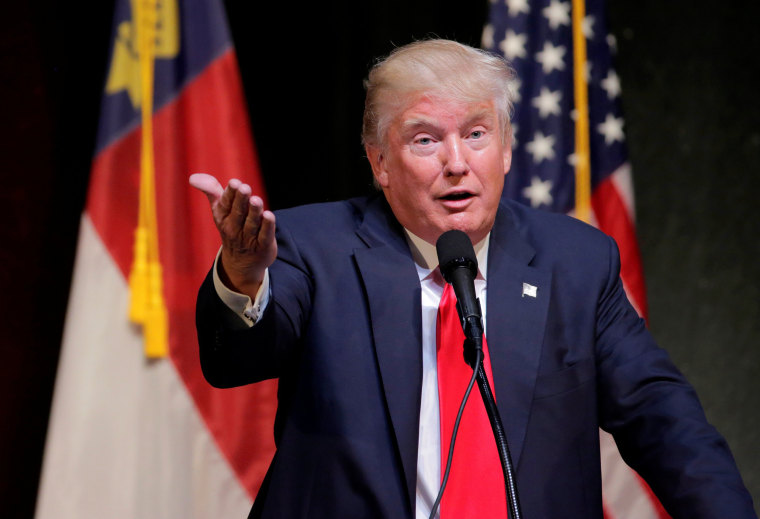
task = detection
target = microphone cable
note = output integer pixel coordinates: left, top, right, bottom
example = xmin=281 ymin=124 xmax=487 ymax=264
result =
xmin=428 ymin=349 xmax=483 ymax=519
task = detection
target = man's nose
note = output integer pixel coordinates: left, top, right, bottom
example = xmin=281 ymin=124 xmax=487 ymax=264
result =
xmin=442 ymin=136 xmax=468 ymax=176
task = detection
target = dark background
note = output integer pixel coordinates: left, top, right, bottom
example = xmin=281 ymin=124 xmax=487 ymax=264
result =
xmin=1 ymin=1 xmax=758 ymax=517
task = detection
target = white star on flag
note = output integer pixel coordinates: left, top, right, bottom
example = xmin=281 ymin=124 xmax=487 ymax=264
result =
xmin=535 ymin=41 xmax=566 ymax=74
xmin=601 ymin=70 xmax=621 ymax=99
xmin=542 ymin=0 xmax=571 ymax=30
xmin=583 ymin=15 xmax=595 ymax=39
xmin=510 ymin=122 xmax=519 ymax=147
xmin=525 ymin=131 xmax=556 ymax=163
xmin=597 ymin=113 xmax=625 ymax=145
xmin=482 ymin=24 xmax=495 ymax=49
xmin=607 ymin=33 xmax=618 ymax=53
xmin=522 ymin=176 xmax=554 ymax=207
xmin=531 ymin=87 xmax=562 ymax=119
xmin=506 ymin=0 xmax=530 ymax=16
xmin=500 ymin=30 xmax=528 ymax=60
xmin=567 ymin=152 xmax=589 ymax=169
xmin=509 ymin=77 xmax=523 ymax=104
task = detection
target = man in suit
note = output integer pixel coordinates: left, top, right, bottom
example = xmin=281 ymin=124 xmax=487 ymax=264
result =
xmin=191 ymin=40 xmax=755 ymax=518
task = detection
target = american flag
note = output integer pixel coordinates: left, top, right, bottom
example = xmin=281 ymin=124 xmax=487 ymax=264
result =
xmin=483 ymin=0 xmax=667 ymax=517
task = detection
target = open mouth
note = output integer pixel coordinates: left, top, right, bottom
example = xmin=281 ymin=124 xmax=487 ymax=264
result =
xmin=440 ymin=192 xmax=474 ymax=201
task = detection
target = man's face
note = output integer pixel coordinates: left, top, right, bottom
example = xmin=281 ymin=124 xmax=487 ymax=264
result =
xmin=367 ymin=95 xmax=511 ymax=245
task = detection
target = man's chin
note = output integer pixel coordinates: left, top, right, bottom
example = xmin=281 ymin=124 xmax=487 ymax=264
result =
xmin=439 ymin=219 xmax=489 ymax=244
xmin=445 ymin=212 xmax=491 ymax=239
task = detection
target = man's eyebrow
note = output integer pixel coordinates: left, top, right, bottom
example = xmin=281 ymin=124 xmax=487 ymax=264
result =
xmin=399 ymin=110 xmax=496 ymax=134
xmin=399 ymin=117 xmax=438 ymax=134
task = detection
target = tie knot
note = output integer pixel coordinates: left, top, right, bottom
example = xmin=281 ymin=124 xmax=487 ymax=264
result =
xmin=432 ymin=266 xmax=447 ymax=288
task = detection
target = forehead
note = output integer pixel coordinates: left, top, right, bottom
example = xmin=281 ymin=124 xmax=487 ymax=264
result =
xmin=393 ymin=95 xmax=498 ymax=134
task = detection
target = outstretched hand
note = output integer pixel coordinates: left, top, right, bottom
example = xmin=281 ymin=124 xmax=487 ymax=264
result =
xmin=190 ymin=173 xmax=277 ymax=299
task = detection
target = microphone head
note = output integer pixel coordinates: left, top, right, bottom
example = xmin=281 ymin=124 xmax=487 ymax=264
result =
xmin=436 ymin=230 xmax=478 ymax=283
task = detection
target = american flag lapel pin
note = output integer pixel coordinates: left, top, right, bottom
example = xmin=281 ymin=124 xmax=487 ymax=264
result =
xmin=522 ymin=282 xmax=537 ymax=298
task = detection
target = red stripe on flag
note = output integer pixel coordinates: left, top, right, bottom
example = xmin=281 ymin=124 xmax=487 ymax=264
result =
xmin=643 ymin=480 xmax=673 ymax=519
xmin=591 ymin=176 xmax=648 ymax=320
xmin=87 ymin=48 xmax=276 ymax=498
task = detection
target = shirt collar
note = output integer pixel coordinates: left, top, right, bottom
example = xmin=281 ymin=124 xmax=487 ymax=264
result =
xmin=404 ymin=229 xmax=490 ymax=281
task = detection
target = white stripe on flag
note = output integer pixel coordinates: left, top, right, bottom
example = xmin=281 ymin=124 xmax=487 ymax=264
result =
xmin=600 ymin=429 xmax=661 ymax=518
xmin=36 ymin=215 xmax=251 ymax=519
xmin=610 ymin=163 xmax=636 ymax=222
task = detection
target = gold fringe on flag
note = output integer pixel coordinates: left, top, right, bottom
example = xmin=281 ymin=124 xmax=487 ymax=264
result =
xmin=571 ymin=0 xmax=592 ymax=224
xmin=128 ymin=0 xmax=169 ymax=358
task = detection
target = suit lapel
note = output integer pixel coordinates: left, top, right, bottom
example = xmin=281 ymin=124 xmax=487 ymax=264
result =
xmin=353 ymin=197 xmax=422 ymax=512
xmin=486 ymin=203 xmax=552 ymax=469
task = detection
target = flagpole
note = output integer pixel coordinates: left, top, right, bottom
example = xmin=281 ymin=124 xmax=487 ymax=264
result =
xmin=571 ymin=0 xmax=591 ymax=223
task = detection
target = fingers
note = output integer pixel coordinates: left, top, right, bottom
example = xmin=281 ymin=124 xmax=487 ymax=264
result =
xmin=243 ymin=196 xmax=265 ymax=240
xmin=258 ymin=210 xmax=277 ymax=249
xmin=217 ymin=178 xmax=241 ymax=222
xmin=190 ymin=173 xmax=252 ymax=229
xmin=228 ymin=181 xmax=252 ymax=229
xmin=218 ymin=201 xmax=276 ymax=298
xmin=191 ymin=175 xmax=272 ymax=257
xmin=209 ymin=179 xmax=255 ymax=232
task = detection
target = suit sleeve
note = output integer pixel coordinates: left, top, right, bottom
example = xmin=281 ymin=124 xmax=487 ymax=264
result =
xmin=196 ymin=221 xmax=313 ymax=389
xmin=594 ymin=236 xmax=756 ymax=518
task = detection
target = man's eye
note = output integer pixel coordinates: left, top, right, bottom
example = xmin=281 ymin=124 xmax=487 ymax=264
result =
xmin=470 ymin=130 xmax=484 ymax=139
xmin=416 ymin=137 xmax=432 ymax=145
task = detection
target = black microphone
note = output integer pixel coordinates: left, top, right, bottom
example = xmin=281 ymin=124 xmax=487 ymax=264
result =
xmin=436 ymin=230 xmax=485 ymax=358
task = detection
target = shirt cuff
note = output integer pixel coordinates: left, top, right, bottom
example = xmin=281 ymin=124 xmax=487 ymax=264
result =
xmin=212 ymin=248 xmax=271 ymax=327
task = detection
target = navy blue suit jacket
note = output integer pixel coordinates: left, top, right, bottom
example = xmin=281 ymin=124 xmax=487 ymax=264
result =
xmin=197 ymin=194 xmax=755 ymax=518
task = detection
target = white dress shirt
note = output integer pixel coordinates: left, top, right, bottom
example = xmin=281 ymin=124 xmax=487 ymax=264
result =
xmin=211 ymin=250 xmax=270 ymax=326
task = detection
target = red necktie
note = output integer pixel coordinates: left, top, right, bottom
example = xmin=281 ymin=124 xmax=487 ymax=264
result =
xmin=436 ymin=282 xmax=507 ymax=518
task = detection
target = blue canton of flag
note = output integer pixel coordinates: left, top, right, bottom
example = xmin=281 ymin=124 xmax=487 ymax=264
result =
xmin=483 ymin=0 xmax=628 ymax=214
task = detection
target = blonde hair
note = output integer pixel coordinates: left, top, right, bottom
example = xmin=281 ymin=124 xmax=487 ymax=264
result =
xmin=362 ymin=39 xmax=517 ymax=149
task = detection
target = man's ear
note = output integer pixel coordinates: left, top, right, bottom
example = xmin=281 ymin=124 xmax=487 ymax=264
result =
xmin=365 ymin=145 xmax=389 ymax=188
xmin=503 ymin=145 xmax=512 ymax=176
xmin=503 ymin=134 xmax=512 ymax=176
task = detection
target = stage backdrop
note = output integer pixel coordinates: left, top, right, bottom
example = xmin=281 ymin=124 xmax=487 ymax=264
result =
xmin=0 ymin=0 xmax=757 ymax=518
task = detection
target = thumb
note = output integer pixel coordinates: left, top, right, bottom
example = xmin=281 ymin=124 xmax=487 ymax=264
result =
xmin=189 ymin=173 xmax=224 ymax=203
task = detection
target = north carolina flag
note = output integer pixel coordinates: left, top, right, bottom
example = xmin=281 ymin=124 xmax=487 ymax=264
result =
xmin=35 ymin=0 xmax=275 ymax=516
xmin=483 ymin=0 xmax=668 ymax=517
